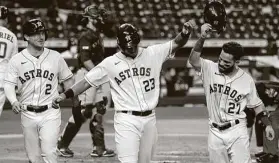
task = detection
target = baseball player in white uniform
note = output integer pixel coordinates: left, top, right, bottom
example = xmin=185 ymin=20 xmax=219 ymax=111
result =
xmin=4 ymin=19 xmax=75 ymax=163
xmin=0 ymin=6 xmax=18 ymax=116
xmin=188 ymin=23 xmax=275 ymax=163
xmin=53 ymin=21 xmax=196 ymax=163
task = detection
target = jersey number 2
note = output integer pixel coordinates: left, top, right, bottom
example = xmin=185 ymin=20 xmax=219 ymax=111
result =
xmin=0 ymin=42 xmax=7 ymax=58
xmin=45 ymin=84 xmax=52 ymax=95
xmin=228 ymin=102 xmax=240 ymax=114
xmin=143 ymin=78 xmax=155 ymax=92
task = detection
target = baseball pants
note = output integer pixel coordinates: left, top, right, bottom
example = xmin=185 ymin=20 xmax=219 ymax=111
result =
xmin=208 ymin=121 xmax=251 ymax=163
xmin=21 ymin=107 xmax=61 ymax=163
xmin=114 ymin=111 xmax=158 ymax=163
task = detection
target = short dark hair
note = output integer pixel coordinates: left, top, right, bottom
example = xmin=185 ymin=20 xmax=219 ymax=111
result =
xmin=222 ymin=42 xmax=244 ymax=60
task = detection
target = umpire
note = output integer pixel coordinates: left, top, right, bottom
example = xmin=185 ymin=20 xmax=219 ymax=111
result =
xmin=57 ymin=5 xmax=115 ymax=157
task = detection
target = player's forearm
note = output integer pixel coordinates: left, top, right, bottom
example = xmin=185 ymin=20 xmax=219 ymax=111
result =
xmin=4 ymin=83 xmax=18 ymax=105
xmin=188 ymin=37 xmax=205 ymax=70
xmin=171 ymin=31 xmax=191 ymax=53
xmin=61 ymin=78 xmax=91 ymax=100
xmin=83 ymin=60 xmax=95 ymax=71
xmin=254 ymin=103 xmax=272 ymax=127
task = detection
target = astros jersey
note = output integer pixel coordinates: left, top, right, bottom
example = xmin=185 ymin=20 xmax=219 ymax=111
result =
xmin=77 ymin=28 xmax=104 ymax=68
xmin=0 ymin=26 xmax=18 ymax=87
xmin=199 ymin=58 xmax=262 ymax=123
xmin=4 ymin=48 xmax=73 ymax=106
xmin=85 ymin=41 xmax=173 ymax=111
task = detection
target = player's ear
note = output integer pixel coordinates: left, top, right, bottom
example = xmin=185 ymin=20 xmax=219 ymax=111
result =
xmin=23 ymin=34 xmax=29 ymax=41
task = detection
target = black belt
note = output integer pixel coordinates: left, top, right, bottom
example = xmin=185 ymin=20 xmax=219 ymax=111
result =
xmin=27 ymin=105 xmax=48 ymax=113
xmin=212 ymin=119 xmax=240 ymax=131
xmin=119 ymin=110 xmax=153 ymax=116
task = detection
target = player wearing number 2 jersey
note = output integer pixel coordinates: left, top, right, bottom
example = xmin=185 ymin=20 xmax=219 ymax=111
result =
xmin=0 ymin=6 xmax=18 ymax=116
xmin=188 ymin=23 xmax=275 ymax=163
xmin=53 ymin=20 xmax=196 ymax=163
xmin=4 ymin=19 xmax=75 ymax=163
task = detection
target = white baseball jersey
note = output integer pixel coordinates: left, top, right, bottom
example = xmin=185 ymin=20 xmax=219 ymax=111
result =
xmin=199 ymin=58 xmax=262 ymax=123
xmin=85 ymin=41 xmax=173 ymax=111
xmin=0 ymin=26 xmax=18 ymax=87
xmin=5 ymin=48 xmax=73 ymax=106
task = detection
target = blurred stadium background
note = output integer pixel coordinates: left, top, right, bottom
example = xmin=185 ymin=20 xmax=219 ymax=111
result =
xmin=1 ymin=0 xmax=279 ymax=106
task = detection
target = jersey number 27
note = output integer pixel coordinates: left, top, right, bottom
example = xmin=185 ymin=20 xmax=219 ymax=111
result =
xmin=228 ymin=102 xmax=241 ymax=114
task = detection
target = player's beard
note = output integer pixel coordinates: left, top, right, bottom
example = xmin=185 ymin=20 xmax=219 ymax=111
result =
xmin=218 ymin=64 xmax=234 ymax=74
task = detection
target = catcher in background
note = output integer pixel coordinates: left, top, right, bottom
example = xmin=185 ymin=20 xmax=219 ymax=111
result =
xmin=57 ymin=5 xmax=115 ymax=158
xmin=254 ymin=81 xmax=279 ymax=163
xmin=245 ymin=55 xmax=279 ymax=163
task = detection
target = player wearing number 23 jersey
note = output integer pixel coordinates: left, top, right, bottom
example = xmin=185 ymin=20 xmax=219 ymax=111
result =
xmin=0 ymin=6 xmax=18 ymax=116
xmin=53 ymin=21 xmax=197 ymax=163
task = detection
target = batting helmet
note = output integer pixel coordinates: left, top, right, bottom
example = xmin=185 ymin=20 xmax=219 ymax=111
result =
xmin=22 ymin=19 xmax=48 ymax=41
xmin=0 ymin=6 xmax=8 ymax=19
xmin=117 ymin=23 xmax=140 ymax=50
xmin=203 ymin=0 xmax=227 ymax=33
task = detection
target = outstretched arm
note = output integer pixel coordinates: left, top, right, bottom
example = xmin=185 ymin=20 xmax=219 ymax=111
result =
xmin=170 ymin=20 xmax=196 ymax=54
xmin=61 ymin=78 xmax=91 ymax=100
xmin=188 ymin=24 xmax=212 ymax=72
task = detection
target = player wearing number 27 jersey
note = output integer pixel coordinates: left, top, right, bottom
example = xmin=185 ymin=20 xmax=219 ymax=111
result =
xmin=0 ymin=6 xmax=18 ymax=116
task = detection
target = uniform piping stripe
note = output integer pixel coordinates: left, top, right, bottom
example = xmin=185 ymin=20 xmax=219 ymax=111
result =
xmin=37 ymin=49 xmax=50 ymax=105
xmin=21 ymin=52 xmax=36 ymax=105
xmin=114 ymin=55 xmax=143 ymax=106
xmin=4 ymin=80 xmax=17 ymax=85
xmin=84 ymin=75 xmax=98 ymax=87
xmin=60 ymin=74 xmax=73 ymax=83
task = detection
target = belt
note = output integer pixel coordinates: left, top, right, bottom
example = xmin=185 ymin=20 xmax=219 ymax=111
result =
xmin=118 ymin=110 xmax=153 ymax=117
xmin=212 ymin=119 xmax=240 ymax=131
xmin=27 ymin=105 xmax=48 ymax=113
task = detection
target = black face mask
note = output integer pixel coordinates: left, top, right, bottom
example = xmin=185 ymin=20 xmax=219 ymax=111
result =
xmin=218 ymin=63 xmax=234 ymax=74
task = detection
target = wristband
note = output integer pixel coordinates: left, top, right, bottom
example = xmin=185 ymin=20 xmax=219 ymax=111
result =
xmin=64 ymin=89 xmax=74 ymax=99
xmin=257 ymin=111 xmax=271 ymax=127
xmin=181 ymin=31 xmax=190 ymax=39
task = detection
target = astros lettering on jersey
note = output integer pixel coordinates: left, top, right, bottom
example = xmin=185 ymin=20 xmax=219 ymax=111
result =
xmin=199 ymin=58 xmax=262 ymax=123
xmin=84 ymin=41 xmax=173 ymax=112
xmin=5 ymin=48 xmax=73 ymax=106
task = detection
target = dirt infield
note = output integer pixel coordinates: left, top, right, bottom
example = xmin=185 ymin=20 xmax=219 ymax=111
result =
xmin=0 ymin=106 xmax=260 ymax=163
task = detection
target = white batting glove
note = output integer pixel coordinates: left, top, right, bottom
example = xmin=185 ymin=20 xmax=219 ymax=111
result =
xmin=201 ymin=23 xmax=212 ymax=39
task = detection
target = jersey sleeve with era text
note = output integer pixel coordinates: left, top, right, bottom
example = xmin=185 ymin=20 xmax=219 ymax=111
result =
xmin=58 ymin=56 xmax=73 ymax=83
xmin=84 ymin=61 xmax=109 ymax=87
xmin=247 ymin=79 xmax=263 ymax=108
xmin=4 ymin=59 xmax=18 ymax=85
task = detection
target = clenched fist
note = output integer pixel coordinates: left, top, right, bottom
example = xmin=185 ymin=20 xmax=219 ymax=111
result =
xmin=182 ymin=19 xmax=197 ymax=35
xmin=201 ymin=23 xmax=213 ymax=38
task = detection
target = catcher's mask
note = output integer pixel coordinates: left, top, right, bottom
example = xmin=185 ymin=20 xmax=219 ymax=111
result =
xmin=117 ymin=23 xmax=140 ymax=58
xmin=81 ymin=5 xmax=109 ymax=30
xmin=22 ymin=19 xmax=48 ymax=41
xmin=203 ymin=0 xmax=227 ymax=33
